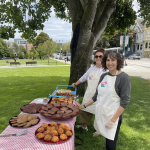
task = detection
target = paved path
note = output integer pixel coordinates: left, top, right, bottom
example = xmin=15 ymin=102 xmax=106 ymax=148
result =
xmin=1 ymin=59 xmax=150 ymax=80
xmin=122 ymin=59 xmax=150 ymax=80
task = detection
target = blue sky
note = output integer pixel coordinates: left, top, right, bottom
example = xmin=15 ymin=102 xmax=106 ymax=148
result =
xmin=5 ymin=0 xmax=139 ymax=43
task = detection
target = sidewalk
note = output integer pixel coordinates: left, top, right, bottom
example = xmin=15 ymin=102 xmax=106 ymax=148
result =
xmin=0 ymin=59 xmax=71 ymax=68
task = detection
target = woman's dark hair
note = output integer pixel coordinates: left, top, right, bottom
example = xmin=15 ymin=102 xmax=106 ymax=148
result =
xmin=93 ymin=48 xmax=105 ymax=65
xmin=101 ymin=51 xmax=124 ymax=70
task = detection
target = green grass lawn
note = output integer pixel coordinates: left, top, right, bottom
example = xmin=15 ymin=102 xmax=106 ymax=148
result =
xmin=0 ymin=58 xmax=66 ymax=66
xmin=0 ymin=67 xmax=150 ymax=150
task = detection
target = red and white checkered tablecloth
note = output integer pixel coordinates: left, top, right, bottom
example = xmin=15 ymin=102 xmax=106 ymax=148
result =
xmin=0 ymin=99 xmax=76 ymax=150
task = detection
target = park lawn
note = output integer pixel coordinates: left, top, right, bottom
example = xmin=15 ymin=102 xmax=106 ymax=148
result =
xmin=0 ymin=58 xmax=66 ymax=66
xmin=0 ymin=67 xmax=150 ymax=150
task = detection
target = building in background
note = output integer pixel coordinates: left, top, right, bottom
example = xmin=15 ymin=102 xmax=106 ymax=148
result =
xmin=26 ymin=44 xmax=33 ymax=52
xmin=143 ymin=27 xmax=150 ymax=58
xmin=131 ymin=18 xmax=145 ymax=57
xmin=14 ymin=39 xmax=28 ymax=49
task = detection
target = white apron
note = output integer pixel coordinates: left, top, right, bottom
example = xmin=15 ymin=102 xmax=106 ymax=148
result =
xmin=81 ymin=68 xmax=101 ymax=114
xmin=94 ymin=71 xmax=120 ymax=140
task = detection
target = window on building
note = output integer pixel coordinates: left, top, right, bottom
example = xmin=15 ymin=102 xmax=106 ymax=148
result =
xmin=149 ymin=42 xmax=150 ymax=48
xmin=145 ymin=42 xmax=148 ymax=48
xmin=136 ymin=35 xmax=138 ymax=40
xmin=133 ymin=45 xmax=135 ymax=51
xmin=140 ymin=44 xmax=142 ymax=50
xmin=137 ymin=44 xmax=139 ymax=50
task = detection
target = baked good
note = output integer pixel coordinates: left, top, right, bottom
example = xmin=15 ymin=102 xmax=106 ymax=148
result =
xmin=65 ymin=130 xmax=73 ymax=136
xmin=48 ymin=110 xmax=55 ymax=115
xmin=44 ymin=135 xmax=52 ymax=141
xmin=60 ymin=134 xmax=67 ymax=140
xmin=51 ymin=130 xmax=58 ymax=136
xmin=41 ymin=123 xmax=48 ymax=128
xmin=37 ymin=127 xmax=45 ymax=133
xmin=57 ymin=110 xmax=64 ymax=114
xmin=61 ymin=102 xmax=68 ymax=106
xmin=51 ymin=121 xmax=57 ymax=126
xmin=36 ymin=133 xmax=45 ymax=139
xmin=60 ymin=107 xmax=68 ymax=111
xmin=51 ymin=136 xmax=59 ymax=142
xmin=64 ymin=126 xmax=72 ymax=131
xmin=58 ymin=128 xmax=64 ymax=135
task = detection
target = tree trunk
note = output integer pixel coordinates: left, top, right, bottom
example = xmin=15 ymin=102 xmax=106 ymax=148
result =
xmin=67 ymin=0 xmax=116 ymax=96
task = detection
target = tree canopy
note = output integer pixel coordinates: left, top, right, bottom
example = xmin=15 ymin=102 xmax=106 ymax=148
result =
xmin=0 ymin=0 xmax=143 ymax=95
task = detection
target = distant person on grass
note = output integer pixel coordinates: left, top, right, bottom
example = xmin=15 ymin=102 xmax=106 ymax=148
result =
xmin=72 ymin=48 xmax=108 ymax=131
xmin=14 ymin=58 xmax=16 ymax=62
xmin=75 ymin=51 xmax=131 ymax=150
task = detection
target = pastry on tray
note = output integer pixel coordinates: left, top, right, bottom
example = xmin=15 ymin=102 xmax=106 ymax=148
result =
xmin=35 ymin=122 xmax=73 ymax=143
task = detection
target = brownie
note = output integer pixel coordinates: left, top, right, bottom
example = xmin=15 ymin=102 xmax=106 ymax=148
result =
xmin=43 ymin=112 xmax=52 ymax=117
xmin=48 ymin=110 xmax=56 ymax=115
xmin=50 ymin=107 xmax=59 ymax=112
xmin=70 ymin=112 xmax=77 ymax=117
xmin=60 ymin=107 xmax=68 ymax=111
xmin=57 ymin=110 xmax=64 ymax=114
xmin=67 ymin=103 xmax=75 ymax=108
xmin=61 ymin=102 xmax=68 ymax=107
xmin=53 ymin=102 xmax=61 ymax=107
xmin=42 ymin=106 xmax=48 ymax=111
xmin=39 ymin=110 xmax=46 ymax=113
xmin=52 ymin=114 xmax=62 ymax=119
xmin=65 ymin=110 xmax=72 ymax=114
xmin=62 ymin=114 xmax=71 ymax=118
xmin=46 ymin=104 xmax=53 ymax=109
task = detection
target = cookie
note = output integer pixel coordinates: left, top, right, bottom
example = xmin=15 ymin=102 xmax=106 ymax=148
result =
xmin=30 ymin=119 xmax=39 ymax=125
xmin=18 ymin=122 xmax=27 ymax=127
xmin=23 ymin=121 xmax=32 ymax=127
xmin=17 ymin=118 xmax=27 ymax=124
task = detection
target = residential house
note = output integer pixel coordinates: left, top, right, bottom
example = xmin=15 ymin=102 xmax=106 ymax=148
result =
xmin=131 ymin=18 xmax=145 ymax=57
xmin=143 ymin=27 xmax=150 ymax=58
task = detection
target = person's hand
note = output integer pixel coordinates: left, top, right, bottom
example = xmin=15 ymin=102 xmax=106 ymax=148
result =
xmin=105 ymin=119 xmax=115 ymax=128
xmin=74 ymin=101 xmax=84 ymax=109
xmin=71 ymin=83 xmax=76 ymax=88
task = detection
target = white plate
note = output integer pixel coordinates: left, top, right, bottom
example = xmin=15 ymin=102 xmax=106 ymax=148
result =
xmin=35 ymin=98 xmax=48 ymax=103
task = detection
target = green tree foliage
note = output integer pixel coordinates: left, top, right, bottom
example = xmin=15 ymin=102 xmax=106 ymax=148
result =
xmin=103 ymin=0 xmax=137 ymax=38
xmin=43 ymin=39 xmax=60 ymax=63
xmin=0 ymin=39 xmax=9 ymax=57
xmin=62 ymin=42 xmax=71 ymax=54
xmin=34 ymin=32 xmax=50 ymax=48
xmin=0 ymin=43 xmax=4 ymax=57
xmin=36 ymin=44 xmax=46 ymax=59
xmin=95 ymin=37 xmax=110 ymax=49
xmin=137 ymin=0 xmax=150 ymax=27
xmin=0 ymin=0 xmax=138 ymax=95
xmin=29 ymin=47 xmax=39 ymax=59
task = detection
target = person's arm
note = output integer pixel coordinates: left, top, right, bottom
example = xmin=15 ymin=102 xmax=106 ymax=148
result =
xmin=71 ymin=80 xmax=81 ymax=88
xmin=71 ymin=66 xmax=92 ymax=88
xmin=74 ymin=99 xmax=95 ymax=109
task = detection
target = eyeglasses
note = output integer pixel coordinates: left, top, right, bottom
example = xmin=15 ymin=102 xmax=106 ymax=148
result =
xmin=95 ymin=55 xmax=103 ymax=59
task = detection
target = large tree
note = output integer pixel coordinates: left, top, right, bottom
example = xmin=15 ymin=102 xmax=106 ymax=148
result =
xmin=0 ymin=0 xmax=138 ymax=95
xmin=34 ymin=32 xmax=50 ymax=48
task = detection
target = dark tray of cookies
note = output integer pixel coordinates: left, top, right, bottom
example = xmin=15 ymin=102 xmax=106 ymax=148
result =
xmin=39 ymin=102 xmax=80 ymax=120
xmin=9 ymin=114 xmax=40 ymax=128
xmin=20 ymin=103 xmax=44 ymax=114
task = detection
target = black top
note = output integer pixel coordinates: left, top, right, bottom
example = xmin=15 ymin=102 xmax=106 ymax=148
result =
xmin=92 ymin=72 xmax=131 ymax=123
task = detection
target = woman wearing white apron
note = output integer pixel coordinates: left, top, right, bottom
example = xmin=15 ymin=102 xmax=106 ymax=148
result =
xmin=75 ymin=51 xmax=131 ymax=150
xmin=72 ymin=48 xmax=108 ymax=131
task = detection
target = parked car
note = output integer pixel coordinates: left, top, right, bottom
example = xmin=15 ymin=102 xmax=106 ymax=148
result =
xmin=128 ymin=54 xmax=141 ymax=60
